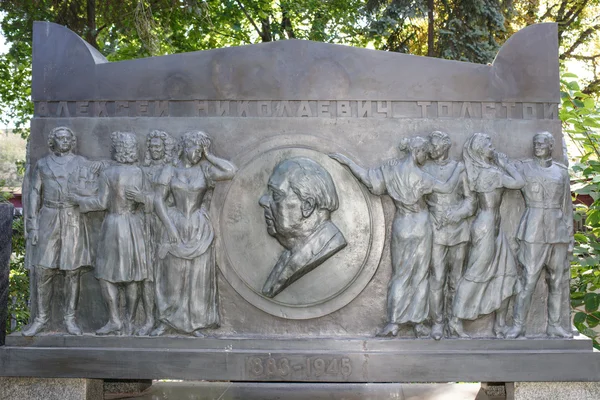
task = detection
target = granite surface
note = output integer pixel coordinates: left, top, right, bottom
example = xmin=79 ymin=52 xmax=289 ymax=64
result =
xmin=514 ymin=382 xmax=600 ymax=400
xmin=0 ymin=203 xmax=13 ymax=345
xmin=0 ymin=377 xmax=102 ymax=400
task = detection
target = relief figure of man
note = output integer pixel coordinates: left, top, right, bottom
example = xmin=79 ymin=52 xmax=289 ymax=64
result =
xmin=22 ymin=126 xmax=98 ymax=336
xmin=506 ymin=132 xmax=573 ymax=338
xmin=259 ymin=157 xmax=347 ymax=298
xmin=422 ymin=131 xmax=476 ymax=340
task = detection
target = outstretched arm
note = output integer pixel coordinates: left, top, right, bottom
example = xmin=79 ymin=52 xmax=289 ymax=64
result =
xmin=329 ymin=153 xmax=374 ymax=190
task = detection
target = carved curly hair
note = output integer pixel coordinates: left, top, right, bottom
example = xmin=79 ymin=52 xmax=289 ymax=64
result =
xmin=143 ymin=130 xmax=177 ymax=166
xmin=111 ymin=131 xmax=139 ymax=164
xmin=47 ymin=126 xmax=76 ymax=153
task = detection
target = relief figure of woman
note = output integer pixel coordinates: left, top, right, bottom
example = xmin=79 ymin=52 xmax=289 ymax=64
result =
xmin=150 ymin=131 xmax=236 ymax=336
xmin=330 ymin=136 xmax=463 ymax=338
xmin=126 ymin=130 xmax=177 ymax=335
xmin=449 ymin=133 xmax=525 ymax=338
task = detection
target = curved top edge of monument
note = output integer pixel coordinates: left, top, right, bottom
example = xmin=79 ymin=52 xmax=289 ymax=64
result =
xmin=31 ymin=21 xmax=560 ymax=102
xmin=33 ymin=21 xmax=108 ymax=64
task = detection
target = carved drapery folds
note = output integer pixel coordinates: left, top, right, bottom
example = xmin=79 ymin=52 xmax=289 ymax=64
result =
xmin=22 ymin=23 xmax=571 ymax=340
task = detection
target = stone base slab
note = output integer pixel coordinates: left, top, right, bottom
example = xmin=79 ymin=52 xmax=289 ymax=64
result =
xmin=1 ymin=336 xmax=599 ymax=382
xmin=0 ymin=377 xmax=102 ymax=400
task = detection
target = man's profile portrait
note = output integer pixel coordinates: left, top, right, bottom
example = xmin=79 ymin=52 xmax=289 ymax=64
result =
xmin=259 ymin=157 xmax=347 ymax=298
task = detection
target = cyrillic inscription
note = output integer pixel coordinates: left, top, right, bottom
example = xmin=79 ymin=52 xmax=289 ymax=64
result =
xmin=33 ymin=100 xmax=560 ymax=120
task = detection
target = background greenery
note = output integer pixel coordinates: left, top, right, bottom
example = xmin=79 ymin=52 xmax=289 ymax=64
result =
xmin=1 ymin=1 xmax=599 ymax=344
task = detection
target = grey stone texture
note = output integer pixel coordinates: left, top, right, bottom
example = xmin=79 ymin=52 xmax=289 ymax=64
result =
xmin=514 ymin=382 xmax=600 ymax=400
xmin=122 ymin=381 xmax=482 ymax=400
xmin=24 ymin=20 xmax=569 ymax=339
xmin=0 ymin=203 xmax=13 ymax=345
xmin=103 ymin=379 xmax=152 ymax=394
xmin=0 ymin=377 xmax=102 ymax=400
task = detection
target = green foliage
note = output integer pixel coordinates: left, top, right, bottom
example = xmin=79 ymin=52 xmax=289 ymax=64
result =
xmin=561 ymin=71 xmax=600 ymax=349
xmin=7 ymin=216 xmax=29 ymax=333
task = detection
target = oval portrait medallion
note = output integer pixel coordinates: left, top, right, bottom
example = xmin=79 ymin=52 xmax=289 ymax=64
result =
xmin=212 ymin=135 xmax=384 ymax=319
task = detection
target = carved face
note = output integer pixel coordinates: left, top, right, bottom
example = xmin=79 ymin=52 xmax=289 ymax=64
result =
xmin=476 ymin=136 xmax=495 ymax=160
xmin=413 ymin=143 xmax=429 ymax=165
xmin=149 ymin=138 xmax=165 ymax=161
xmin=533 ymin=136 xmax=552 ymax=158
xmin=184 ymin=139 xmax=203 ymax=165
xmin=259 ymin=168 xmax=305 ymax=247
xmin=52 ymin=129 xmax=74 ymax=154
xmin=429 ymin=136 xmax=450 ymax=160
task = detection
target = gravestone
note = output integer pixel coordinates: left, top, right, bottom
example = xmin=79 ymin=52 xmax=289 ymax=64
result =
xmin=0 ymin=21 xmax=599 ymax=399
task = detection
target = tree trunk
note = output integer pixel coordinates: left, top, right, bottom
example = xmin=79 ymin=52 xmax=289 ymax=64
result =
xmin=86 ymin=0 xmax=99 ymax=49
xmin=427 ymin=0 xmax=435 ymax=57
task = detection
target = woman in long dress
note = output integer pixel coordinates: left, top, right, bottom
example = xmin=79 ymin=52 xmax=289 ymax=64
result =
xmin=449 ymin=133 xmax=525 ymax=338
xmin=150 ymin=131 xmax=236 ymax=337
xmin=330 ymin=136 xmax=463 ymax=338
xmin=126 ymin=130 xmax=178 ymax=335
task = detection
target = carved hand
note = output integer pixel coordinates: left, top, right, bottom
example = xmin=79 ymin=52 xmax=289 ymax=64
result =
xmin=125 ymin=187 xmax=144 ymax=203
xmin=444 ymin=209 xmax=463 ymax=225
xmin=167 ymin=227 xmax=180 ymax=243
xmin=29 ymin=229 xmax=38 ymax=246
xmin=328 ymin=153 xmax=350 ymax=165
xmin=496 ymin=152 xmax=508 ymax=168
xmin=67 ymin=193 xmax=82 ymax=205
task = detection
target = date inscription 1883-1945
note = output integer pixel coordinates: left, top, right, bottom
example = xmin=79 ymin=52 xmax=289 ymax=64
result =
xmin=246 ymin=356 xmax=352 ymax=379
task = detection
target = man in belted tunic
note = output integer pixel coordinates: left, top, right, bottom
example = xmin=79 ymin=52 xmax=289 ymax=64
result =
xmin=423 ymin=131 xmax=476 ymax=340
xmin=22 ymin=126 xmax=97 ymax=336
xmin=507 ymin=132 xmax=573 ymax=338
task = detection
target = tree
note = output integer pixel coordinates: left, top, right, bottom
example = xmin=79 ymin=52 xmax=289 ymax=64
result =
xmin=364 ymin=0 xmax=508 ymax=63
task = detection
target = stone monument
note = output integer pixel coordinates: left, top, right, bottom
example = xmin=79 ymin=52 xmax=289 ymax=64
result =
xmin=0 ymin=21 xmax=599 ymax=399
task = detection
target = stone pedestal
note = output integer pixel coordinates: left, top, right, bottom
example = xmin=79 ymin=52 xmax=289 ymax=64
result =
xmin=514 ymin=382 xmax=600 ymax=400
xmin=0 ymin=377 xmax=103 ymax=400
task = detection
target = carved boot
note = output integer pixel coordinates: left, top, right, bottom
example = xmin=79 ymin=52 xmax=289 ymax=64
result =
xmin=21 ymin=318 xmax=48 ymax=337
xmin=64 ymin=272 xmax=82 ymax=335
xmin=136 ymin=320 xmax=155 ymax=336
xmin=431 ymin=323 xmax=444 ymax=341
xmin=192 ymin=329 xmax=205 ymax=338
xmin=448 ymin=317 xmax=469 ymax=338
xmin=505 ymin=324 xmax=524 ymax=339
xmin=150 ymin=322 xmax=169 ymax=337
xmin=96 ymin=320 xmax=123 ymax=336
xmin=376 ymin=323 xmax=400 ymax=337
xmin=64 ymin=315 xmax=83 ymax=336
xmin=547 ymin=324 xmax=572 ymax=338
xmin=22 ymin=274 xmax=53 ymax=337
xmin=414 ymin=323 xmax=430 ymax=338
xmin=547 ymin=292 xmax=572 ymax=338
